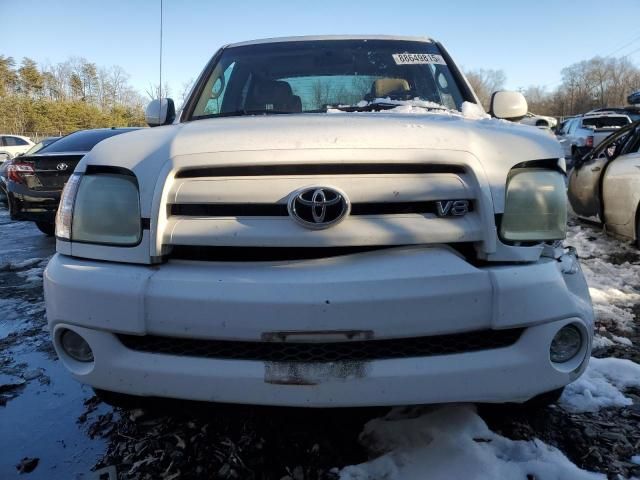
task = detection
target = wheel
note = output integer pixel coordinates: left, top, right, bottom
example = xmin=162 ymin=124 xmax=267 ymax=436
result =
xmin=35 ymin=221 xmax=55 ymax=236
xmin=524 ymin=387 xmax=564 ymax=408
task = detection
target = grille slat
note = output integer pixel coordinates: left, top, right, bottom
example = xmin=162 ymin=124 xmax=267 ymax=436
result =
xmin=175 ymin=163 xmax=465 ymax=178
xmin=169 ymin=200 xmax=474 ymax=217
xmin=118 ymin=328 xmax=523 ymax=362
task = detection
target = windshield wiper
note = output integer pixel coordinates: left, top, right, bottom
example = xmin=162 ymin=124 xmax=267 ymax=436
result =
xmin=326 ymin=99 xmax=454 ymax=113
xmin=193 ymin=109 xmax=296 ymax=119
xmin=217 ymin=109 xmax=296 ymax=117
xmin=325 ymin=103 xmax=398 ymax=113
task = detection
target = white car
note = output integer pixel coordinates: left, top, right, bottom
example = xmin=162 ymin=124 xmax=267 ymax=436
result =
xmin=44 ymin=35 xmax=593 ymax=408
xmin=520 ymin=112 xmax=558 ymax=129
xmin=0 ymin=134 xmax=34 ymax=160
xmin=569 ymin=121 xmax=640 ymax=246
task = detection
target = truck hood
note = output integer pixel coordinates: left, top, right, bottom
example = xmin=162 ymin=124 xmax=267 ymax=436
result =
xmin=81 ymin=112 xmax=562 ymax=214
xmin=89 ymin=111 xmax=561 ymax=162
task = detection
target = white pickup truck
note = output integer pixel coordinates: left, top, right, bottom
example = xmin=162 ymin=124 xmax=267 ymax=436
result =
xmin=557 ymin=112 xmax=632 ymax=162
xmin=44 ymin=35 xmax=593 ymax=408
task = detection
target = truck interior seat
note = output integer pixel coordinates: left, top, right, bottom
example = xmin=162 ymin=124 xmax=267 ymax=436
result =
xmin=246 ymin=79 xmax=302 ymax=113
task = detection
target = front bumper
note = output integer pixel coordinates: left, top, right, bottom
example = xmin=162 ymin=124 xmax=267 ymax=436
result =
xmin=44 ymin=246 xmax=594 ymax=407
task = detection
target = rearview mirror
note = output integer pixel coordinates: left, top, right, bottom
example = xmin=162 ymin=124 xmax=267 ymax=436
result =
xmin=489 ymin=91 xmax=528 ymax=121
xmin=145 ymin=98 xmax=176 ymax=127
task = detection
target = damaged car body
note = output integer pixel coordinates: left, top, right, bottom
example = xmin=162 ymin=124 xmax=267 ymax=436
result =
xmin=44 ymin=35 xmax=594 ymax=407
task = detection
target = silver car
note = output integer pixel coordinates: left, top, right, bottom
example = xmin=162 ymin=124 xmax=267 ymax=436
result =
xmin=568 ymin=121 xmax=640 ymax=247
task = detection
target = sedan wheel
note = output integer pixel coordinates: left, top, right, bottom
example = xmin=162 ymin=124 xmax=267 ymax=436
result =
xmin=35 ymin=221 xmax=55 ymax=237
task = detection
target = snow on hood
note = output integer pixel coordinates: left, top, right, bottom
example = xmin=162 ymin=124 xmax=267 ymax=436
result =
xmin=327 ymin=99 xmax=491 ymax=119
xmin=339 ymin=404 xmax=603 ymax=480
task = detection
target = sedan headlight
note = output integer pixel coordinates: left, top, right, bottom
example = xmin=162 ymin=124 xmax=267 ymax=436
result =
xmin=500 ymin=168 xmax=567 ymax=242
xmin=55 ymin=172 xmax=141 ymax=246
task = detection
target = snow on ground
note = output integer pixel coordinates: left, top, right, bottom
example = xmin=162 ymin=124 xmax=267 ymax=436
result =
xmin=339 ymin=405 xmax=603 ymax=480
xmin=566 ymin=223 xmax=640 ymax=338
xmin=560 ymin=357 xmax=640 ymax=412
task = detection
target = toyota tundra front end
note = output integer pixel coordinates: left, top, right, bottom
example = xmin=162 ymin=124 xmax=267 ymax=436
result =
xmin=44 ymin=35 xmax=593 ymax=407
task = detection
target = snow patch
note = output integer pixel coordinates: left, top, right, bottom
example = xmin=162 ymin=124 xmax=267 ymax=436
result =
xmin=10 ymin=257 xmax=44 ymax=270
xmin=339 ymin=405 xmax=603 ymax=480
xmin=328 ymin=98 xmax=494 ymax=121
xmin=560 ymin=357 xmax=640 ymax=413
xmin=16 ymin=266 xmax=45 ymax=283
xmin=611 ymin=335 xmax=633 ymax=347
xmin=461 ymin=101 xmax=490 ymax=119
xmin=566 ymin=223 xmax=640 ymax=334
xmin=592 ymin=335 xmax=614 ymax=349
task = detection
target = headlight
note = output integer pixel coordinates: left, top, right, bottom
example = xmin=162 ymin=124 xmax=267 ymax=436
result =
xmin=500 ymin=168 xmax=567 ymax=242
xmin=55 ymin=172 xmax=141 ymax=246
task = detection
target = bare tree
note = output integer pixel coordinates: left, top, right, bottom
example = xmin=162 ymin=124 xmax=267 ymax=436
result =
xmin=178 ymin=78 xmax=195 ymax=109
xmin=145 ymin=81 xmax=172 ymax=101
xmin=464 ymin=68 xmax=506 ymax=110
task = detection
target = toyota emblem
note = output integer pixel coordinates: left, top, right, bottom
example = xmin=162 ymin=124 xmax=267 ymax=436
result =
xmin=288 ymin=186 xmax=349 ymax=229
xmin=56 ymin=163 xmax=69 ymax=171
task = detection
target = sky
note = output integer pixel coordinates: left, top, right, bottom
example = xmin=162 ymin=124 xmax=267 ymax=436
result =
xmin=2 ymin=0 xmax=640 ymax=100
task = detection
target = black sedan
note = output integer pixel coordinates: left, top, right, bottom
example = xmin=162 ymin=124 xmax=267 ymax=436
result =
xmin=6 ymin=128 xmax=139 ymax=235
xmin=1 ymin=137 xmax=60 ymax=201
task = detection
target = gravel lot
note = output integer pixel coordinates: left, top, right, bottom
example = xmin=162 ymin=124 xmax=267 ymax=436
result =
xmin=0 ymin=203 xmax=638 ymax=479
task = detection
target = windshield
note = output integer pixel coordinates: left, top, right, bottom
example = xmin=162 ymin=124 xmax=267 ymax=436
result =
xmin=191 ymin=40 xmax=466 ymax=119
xmin=582 ymin=116 xmax=630 ymax=129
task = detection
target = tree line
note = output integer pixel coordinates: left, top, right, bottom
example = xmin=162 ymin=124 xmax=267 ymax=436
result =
xmin=0 ymin=56 xmax=146 ymax=138
xmin=2 ymin=52 xmax=639 ymax=138
xmin=465 ymin=55 xmax=640 ymax=118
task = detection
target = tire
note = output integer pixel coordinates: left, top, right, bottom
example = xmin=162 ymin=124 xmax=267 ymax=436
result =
xmin=35 ymin=221 xmax=55 ymax=236
xmin=523 ymin=387 xmax=564 ymax=408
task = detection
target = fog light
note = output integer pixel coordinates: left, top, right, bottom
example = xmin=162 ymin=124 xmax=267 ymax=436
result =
xmin=550 ymin=325 xmax=582 ymax=363
xmin=60 ymin=329 xmax=94 ymax=362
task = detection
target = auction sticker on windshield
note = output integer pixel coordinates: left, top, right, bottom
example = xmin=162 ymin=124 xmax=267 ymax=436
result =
xmin=392 ymin=53 xmax=447 ymax=65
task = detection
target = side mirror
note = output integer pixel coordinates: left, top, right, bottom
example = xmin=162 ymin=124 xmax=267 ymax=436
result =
xmin=489 ymin=91 xmax=528 ymax=121
xmin=145 ymin=98 xmax=176 ymax=127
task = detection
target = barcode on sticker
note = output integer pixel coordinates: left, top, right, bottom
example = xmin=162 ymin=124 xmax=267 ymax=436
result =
xmin=392 ymin=53 xmax=447 ymax=65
